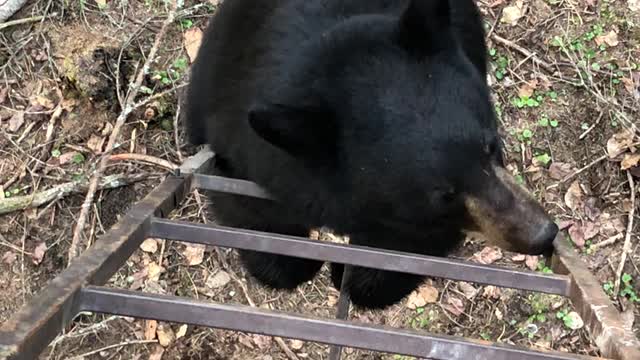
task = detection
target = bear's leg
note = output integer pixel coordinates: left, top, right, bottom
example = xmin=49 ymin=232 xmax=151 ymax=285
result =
xmin=209 ymin=190 xmax=324 ymax=289
xmin=329 ymin=231 xmax=425 ymax=309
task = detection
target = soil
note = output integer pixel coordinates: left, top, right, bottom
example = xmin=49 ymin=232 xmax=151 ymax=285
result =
xmin=0 ymin=0 xmax=638 ymax=359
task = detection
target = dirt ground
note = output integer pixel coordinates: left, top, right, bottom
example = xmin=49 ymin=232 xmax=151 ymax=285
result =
xmin=0 ymin=0 xmax=639 ymax=359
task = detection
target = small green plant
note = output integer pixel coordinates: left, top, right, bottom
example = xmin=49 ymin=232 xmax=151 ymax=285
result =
xmin=489 ymin=49 xmax=509 ymax=80
xmin=152 ymin=57 xmax=190 ymax=86
xmin=537 ymin=262 xmax=553 ymax=274
xmin=620 ymin=274 xmax=640 ymax=303
xmin=51 ymin=149 xmax=61 ymax=158
xmin=72 ymin=153 xmax=85 ymax=165
xmin=602 ymin=273 xmax=640 ymax=303
xmin=410 ymin=308 xmax=433 ymax=329
xmin=556 ymin=309 xmax=581 ymax=330
xmin=513 ymin=95 xmax=541 ymax=108
xmin=534 ymin=153 xmax=552 ymax=166
xmin=180 ymin=19 xmax=194 ymax=29
xmin=537 ymin=116 xmax=558 ymax=128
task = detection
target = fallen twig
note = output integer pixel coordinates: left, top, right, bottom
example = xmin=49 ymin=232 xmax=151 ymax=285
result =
xmin=68 ymin=2 xmax=178 ymax=263
xmin=579 ymin=112 xmax=604 ymax=140
xmin=590 ymin=234 xmax=623 ymax=251
xmin=491 ymin=34 xmax=556 ymax=73
xmin=613 ymin=171 xmax=636 ymax=296
xmin=0 ymin=173 xmax=148 ymax=216
xmin=174 ymin=104 xmax=183 ymax=162
xmin=559 ymin=154 xmax=608 ymax=185
xmin=109 ymin=153 xmax=178 ymax=171
xmin=67 ymin=339 xmax=157 ymax=360
xmin=32 ymin=104 xmax=64 ymax=174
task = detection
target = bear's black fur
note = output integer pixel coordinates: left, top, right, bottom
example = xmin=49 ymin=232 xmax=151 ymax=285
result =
xmin=185 ymin=0 xmax=558 ymax=309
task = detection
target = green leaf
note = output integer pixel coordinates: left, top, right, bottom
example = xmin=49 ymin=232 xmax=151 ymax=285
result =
xmin=522 ymin=129 xmax=534 ymax=139
xmin=51 ymin=149 xmax=61 ymax=158
xmin=549 ymin=120 xmax=559 ymax=128
xmin=72 ymin=153 xmax=85 ymax=164
xmin=538 ymin=118 xmax=549 ymax=127
xmin=622 ymin=273 xmax=632 ymax=284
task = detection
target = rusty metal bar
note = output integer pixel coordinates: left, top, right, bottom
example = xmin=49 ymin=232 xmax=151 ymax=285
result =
xmin=191 ymin=173 xmax=273 ymax=199
xmin=78 ymin=286 xmax=602 ymax=360
xmin=551 ymin=239 xmax=640 ymax=360
xmin=328 ymin=266 xmax=353 ymax=360
xmin=149 ymin=217 xmax=572 ymax=296
xmin=0 ymin=151 xmax=214 ymax=360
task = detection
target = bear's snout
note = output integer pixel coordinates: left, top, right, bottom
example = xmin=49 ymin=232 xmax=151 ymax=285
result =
xmin=464 ymin=166 xmax=558 ymax=256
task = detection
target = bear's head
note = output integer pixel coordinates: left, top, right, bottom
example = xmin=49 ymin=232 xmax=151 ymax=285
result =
xmin=248 ymin=0 xmax=558 ymax=255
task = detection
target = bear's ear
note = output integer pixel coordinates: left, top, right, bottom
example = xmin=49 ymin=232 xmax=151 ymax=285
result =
xmin=248 ymin=103 xmax=336 ymax=158
xmin=397 ymin=0 xmax=451 ymax=56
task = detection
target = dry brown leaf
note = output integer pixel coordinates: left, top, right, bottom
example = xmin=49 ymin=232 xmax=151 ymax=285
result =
xmin=183 ymin=244 xmax=205 ymax=266
xmin=206 ymin=270 xmax=231 ymax=289
xmin=184 ymin=28 xmax=204 ymax=63
xmin=2 ymin=251 xmax=17 ymax=265
xmin=584 ymin=197 xmax=601 ymax=221
xmin=144 ymin=320 xmax=158 ymax=340
xmin=622 ymin=198 xmax=633 ymax=212
xmin=32 ymin=242 xmax=47 ymax=265
xmin=208 ymin=0 xmax=222 ymax=5
xmin=494 ymin=307 xmax=504 ymax=320
xmin=501 ymin=0 xmax=525 ymax=25
xmin=525 ymin=255 xmax=539 ymax=271
xmin=157 ymin=324 xmax=175 ymax=347
xmin=472 ymin=246 xmax=503 ymax=265
xmin=327 ymin=294 xmax=338 ymax=306
xmin=58 ymin=151 xmax=81 ymax=165
xmin=518 ymin=80 xmax=538 ymax=98
xmin=512 ymin=254 xmax=526 ymax=262
xmin=406 ymin=291 xmax=427 ymax=309
xmin=483 ymin=285 xmax=501 ymax=299
xmin=564 ymin=181 xmax=583 ymax=211
xmin=147 ymin=262 xmax=163 ymax=282
xmin=252 ymin=335 xmax=272 ymax=350
xmin=621 ymin=77 xmax=636 ymax=95
xmin=140 ymin=238 xmax=159 ymax=253
xmin=621 ymin=153 xmax=640 ymax=170
xmin=289 ymin=339 xmax=304 ymax=350
xmin=443 ymin=296 xmax=464 ymax=316
xmin=598 ymin=212 xmax=626 ymax=236
xmin=458 ymin=282 xmax=477 ymax=299
xmin=606 ymin=129 xmax=635 ymax=158
xmin=406 ymin=283 xmax=439 ymax=309
xmin=582 ymin=221 xmax=600 ymax=240
xmin=175 ymin=324 xmax=188 ymax=339
xmin=87 ymin=134 xmax=106 ymax=153
xmin=7 ymin=111 xmax=24 ymax=132
xmin=548 ymin=162 xmax=575 ymax=180
xmin=568 ymin=225 xmax=585 ymax=247
xmin=595 ymin=30 xmax=619 ymax=47
xmin=148 ymin=345 xmax=165 ymax=360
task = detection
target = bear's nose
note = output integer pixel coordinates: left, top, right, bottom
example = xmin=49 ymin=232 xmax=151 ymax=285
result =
xmin=525 ymin=221 xmax=559 ymax=255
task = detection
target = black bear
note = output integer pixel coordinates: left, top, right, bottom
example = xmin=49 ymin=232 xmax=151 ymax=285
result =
xmin=185 ymin=0 xmax=559 ymax=309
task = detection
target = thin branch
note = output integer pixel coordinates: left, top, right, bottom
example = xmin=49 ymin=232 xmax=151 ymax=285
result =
xmin=109 ymin=153 xmax=178 ymax=171
xmin=0 ymin=174 xmax=149 ymax=215
xmin=68 ymin=2 xmax=178 ymax=263
xmin=613 ymin=171 xmax=636 ymax=296
xmin=491 ymin=34 xmax=556 ymax=73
